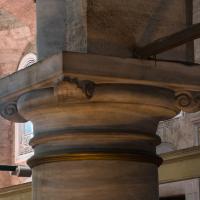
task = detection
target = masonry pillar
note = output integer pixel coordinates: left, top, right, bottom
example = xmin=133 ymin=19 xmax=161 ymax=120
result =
xmin=17 ymin=82 xmax=180 ymax=200
xmin=34 ymin=2 xmax=170 ymax=199
xmin=1 ymin=1 xmax=200 ymax=200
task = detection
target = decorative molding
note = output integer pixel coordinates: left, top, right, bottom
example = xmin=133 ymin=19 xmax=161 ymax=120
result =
xmin=0 ymin=101 xmax=27 ymax=122
xmin=17 ymin=53 xmax=37 ymax=71
xmin=0 ymin=101 xmax=24 ymax=122
xmin=175 ymin=91 xmax=200 ymax=112
xmin=28 ymin=152 xmax=162 ymax=168
xmin=0 ymin=101 xmax=18 ymax=118
xmin=161 ymin=146 xmax=200 ymax=163
xmin=0 ymin=54 xmax=38 ymax=122
xmin=54 ymin=77 xmax=95 ymax=103
xmin=29 ymin=131 xmax=161 ymax=148
xmin=1 ymin=52 xmax=200 ymax=122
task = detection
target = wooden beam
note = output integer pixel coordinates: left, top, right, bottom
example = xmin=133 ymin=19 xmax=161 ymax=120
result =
xmin=134 ymin=23 xmax=200 ymax=58
xmin=159 ymin=146 xmax=200 ymax=184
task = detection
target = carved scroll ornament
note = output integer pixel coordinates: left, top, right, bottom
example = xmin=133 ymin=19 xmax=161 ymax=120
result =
xmin=1 ymin=101 xmax=18 ymax=118
xmin=0 ymin=101 xmax=27 ymax=122
xmin=54 ymin=77 xmax=95 ymax=103
xmin=175 ymin=91 xmax=200 ymax=113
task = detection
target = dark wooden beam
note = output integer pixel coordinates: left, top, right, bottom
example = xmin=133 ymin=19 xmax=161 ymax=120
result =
xmin=134 ymin=23 xmax=200 ymax=58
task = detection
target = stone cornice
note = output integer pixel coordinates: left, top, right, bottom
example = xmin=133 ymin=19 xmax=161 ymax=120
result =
xmin=161 ymin=146 xmax=200 ymax=163
xmin=1 ymin=52 xmax=200 ymax=102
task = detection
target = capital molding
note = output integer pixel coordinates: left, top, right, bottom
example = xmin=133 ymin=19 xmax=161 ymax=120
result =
xmin=0 ymin=100 xmax=26 ymax=122
xmin=0 ymin=52 xmax=200 ymax=122
xmin=175 ymin=91 xmax=200 ymax=112
xmin=54 ymin=77 xmax=95 ymax=103
xmin=27 ymin=152 xmax=162 ymax=168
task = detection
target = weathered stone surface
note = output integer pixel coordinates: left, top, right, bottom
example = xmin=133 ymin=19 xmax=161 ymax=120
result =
xmin=157 ymin=114 xmax=197 ymax=151
xmin=17 ymin=81 xmax=171 ymax=200
xmin=1 ymin=52 xmax=200 ymax=110
xmin=0 ymin=1 xmax=200 ymax=200
xmin=37 ymin=0 xmax=192 ymax=61
xmin=33 ymin=161 xmax=158 ymax=200
xmin=159 ymin=146 xmax=200 ymax=183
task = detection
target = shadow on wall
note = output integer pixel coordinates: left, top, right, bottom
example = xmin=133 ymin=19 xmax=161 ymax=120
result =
xmin=160 ymin=195 xmax=185 ymax=200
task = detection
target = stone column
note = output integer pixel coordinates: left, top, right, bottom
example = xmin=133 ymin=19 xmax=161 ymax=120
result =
xmin=36 ymin=0 xmax=145 ymax=60
xmin=15 ymin=80 xmax=180 ymax=200
xmin=1 ymin=1 xmax=200 ymax=200
xmin=36 ymin=0 xmax=87 ymax=60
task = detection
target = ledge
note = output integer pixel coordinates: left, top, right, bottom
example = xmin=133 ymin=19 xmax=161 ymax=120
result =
xmin=159 ymin=146 xmax=200 ymax=184
xmin=0 ymin=182 xmax=31 ymax=197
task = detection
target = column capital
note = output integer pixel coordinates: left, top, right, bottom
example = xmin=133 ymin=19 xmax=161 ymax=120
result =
xmin=0 ymin=101 xmax=26 ymax=122
xmin=0 ymin=52 xmax=200 ymax=122
xmin=0 ymin=53 xmax=199 ymax=200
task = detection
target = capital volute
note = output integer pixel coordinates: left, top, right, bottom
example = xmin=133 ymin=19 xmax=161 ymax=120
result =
xmin=0 ymin=100 xmax=27 ymax=122
xmin=175 ymin=91 xmax=200 ymax=113
xmin=0 ymin=52 xmax=200 ymax=123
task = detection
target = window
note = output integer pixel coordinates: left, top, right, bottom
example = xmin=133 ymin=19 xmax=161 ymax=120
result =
xmin=15 ymin=122 xmax=34 ymax=163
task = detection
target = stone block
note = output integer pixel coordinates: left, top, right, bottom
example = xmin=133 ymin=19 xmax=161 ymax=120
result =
xmin=37 ymin=0 xmax=189 ymax=60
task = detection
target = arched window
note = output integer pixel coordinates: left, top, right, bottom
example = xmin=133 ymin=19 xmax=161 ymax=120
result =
xmin=17 ymin=53 xmax=37 ymax=71
xmin=15 ymin=53 xmax=37 ymax=163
